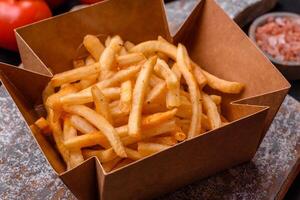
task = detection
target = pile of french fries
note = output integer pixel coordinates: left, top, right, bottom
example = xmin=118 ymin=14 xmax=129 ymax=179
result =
xmin=30 ymin=35 xmax=244 ymax=173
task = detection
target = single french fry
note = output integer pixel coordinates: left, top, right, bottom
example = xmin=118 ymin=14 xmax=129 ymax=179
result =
xmin=30 ymin=125 xmax=65 ymax=173
xmin=35 ymin=117 xmax=51 ymax=135
xmin=145 ymin=82 xmax=166 ymax=104
xmin=119 ymin=80 xmax=132 ymax=113
xmin=202 ymin=92 xmax=221 ymax=129
xmin=64 ymin=131 xmax=110 ymax=149
xmin=123 ymin=120 xmax=178 ymax=145
xmin=202 ymin=70 xmax=244 ymax=94
xmin=210 ymin=95 xmax=222 ymax=105
xmin=110 ymin=104 xmax=129 ymax=118
xmin=46 ymin=85 xmax=80 ymax=110
xmin=201 ymin=113 xmax=212 ymax=131
xmin=50 ymin=63 xmax=100 ymax=87
xmin=128 ymin=56 xmax=156 ymax=136
xmin=63 ymin=105 xmax=127 ymax=157
xmin=97 ymin=65 xmax=141 ymax=89
xmin=145 ymin=136 xmax=177 ymax=146
xmin=130 ymin=40 xmax=177 ymax=60
xmin=138 ymin=142 xmax=169 ymax=156
xmin=48 ymin=109 xmax=71 ymax=168
xmin=171 ymin=131 xmax=187 ymax=142
xmin=73 ymin=59 xmax=85 ymax=68
xmin=177 ymin=44 xmax=202 ymax=138
xmin=60 ymin=87 xmax=120 ymax=105
xmin=124 ymin=41 xmax=135 ymax=51
xmin=70 ymin=115 xmax=97 ymax=134
xmin=63 ymin=118 xmax=84 ymax=169
xmin=83 ymin=35 xmax=105 ymax=61
xmin=141 ymin=108 xmax=177 ymax=128
xmin=102 ymin=157 xmax=122 ymax=173
xmin=92 ymin=86 xmax=113 ymax=124
xmin=192 ymin=62 xmax=207 ymax=88
xmin=117 ymin=53 xmax=145 ymax=68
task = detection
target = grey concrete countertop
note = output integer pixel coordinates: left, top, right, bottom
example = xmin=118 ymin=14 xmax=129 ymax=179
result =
xmin=1 ymin=0 xmax=299 ymax=199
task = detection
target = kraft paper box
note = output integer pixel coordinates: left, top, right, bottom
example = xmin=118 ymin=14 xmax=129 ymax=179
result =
xmin=0 ymin=0 xmax=290 ymax=199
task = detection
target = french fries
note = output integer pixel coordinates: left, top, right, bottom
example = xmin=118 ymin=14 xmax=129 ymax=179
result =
xmin=83 ymin=35 xmax=105 ymax=61
xmin=177 ymin=44 xmax=202 ymax=138
xmin=128 ymin=56 xmax=156 ymax=137
xmin=34 ymin=35 xmax=244 ymax=173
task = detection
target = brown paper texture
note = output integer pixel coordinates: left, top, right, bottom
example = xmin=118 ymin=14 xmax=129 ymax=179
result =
xmin=0 ymin=0 xmax=290 ymax=199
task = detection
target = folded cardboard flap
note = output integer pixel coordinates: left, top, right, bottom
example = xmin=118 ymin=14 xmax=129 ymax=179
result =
xmin=16 ymin=0 xmax=171 ymax=74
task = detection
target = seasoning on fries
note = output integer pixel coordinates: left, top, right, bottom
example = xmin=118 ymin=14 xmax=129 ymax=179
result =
xmin=32 ymin=35 xmax=244 ymax=172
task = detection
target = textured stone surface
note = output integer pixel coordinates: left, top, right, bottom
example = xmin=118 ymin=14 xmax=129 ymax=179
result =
xmin=1 ymin=1 xmax=299 ymax=200
xmin=166 ymin=0 xmax=277 ymax=35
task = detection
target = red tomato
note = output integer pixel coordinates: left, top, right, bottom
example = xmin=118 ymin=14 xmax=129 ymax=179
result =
xmin=80 ymin=0 xmax=103 ymax=4
xmin=0 ymin=0 xmax=52 ymax=51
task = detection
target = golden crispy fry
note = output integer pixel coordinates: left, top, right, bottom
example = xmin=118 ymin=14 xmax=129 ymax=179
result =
xmin=202 ymin=70 xmax=244 ymax=94
xmin=192 ymin=62 xmax=207 ymax=88
xmin=35 ymin=117 xmax=51 ymax=135
xmin=50 ymin=63 xmax=100 ymax=87
xmin=141 ymin=109 xmax=177 ymax=128
xmin=177 ymin=44 xmax=202 ymax=138
xmin=63 ymin=118 xmax=84 ymax=169
xmin=124 ymin=41 xmax=135 ymax=51
xmin=73 ymin=59 xmax=85 ymax=68
xmin=171 ymin=131 xmax=187 ymax=142
xmin=130 ymin=40 xmax=177 ymax=60
xmin=128 ymin=57 xmax=156 ymax=136
xmin=92 ymin=86 xmax=113 ymax=124
xmin=70 ymin=115 xmax=97 ymax=134
xmin=202 ymin=92 xmax=221 ymax=129
xmin=30 ymin=125 xmax=65 ymax=173
xmin=48 ymin=109 xmax=71 ymax=168
xmin=117 ymin=53 xmax=146 ymax=68
xmin=145 ymin=82 xmax=166 ymax=104
xmin=210 ymin=95 xmax=222 ymax=105
xmin=83 ymin=35 xmax=105 ymax=61
xmin=46 ymin=84 xmax=80 ymax=110
xmin=138 ymin=142 xmax=170 ymax=156
xmin=120 ymin=80 xmax=132 ymax=113
xmin=63 ymin=105 xmax=127 ymax=157
xmin=60 ymin=87 xmax=120 ymax=105
xmin=97 ymin=65 xmax=141 ymax=89
xmin=123 ymin=120 xmax=178 ymax=145
xmin=145 ymin=136 xmax=177 ymax=146
xmin=64 ymin=131 xmax=110 ymax=149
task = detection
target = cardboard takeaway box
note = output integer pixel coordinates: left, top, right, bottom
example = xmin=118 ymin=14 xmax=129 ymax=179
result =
xmin=0 ymin=0 xmax=290 ymax=199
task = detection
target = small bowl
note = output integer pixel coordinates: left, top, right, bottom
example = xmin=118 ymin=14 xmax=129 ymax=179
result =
xmin=249 ymin=12 xmax=300 ymax=80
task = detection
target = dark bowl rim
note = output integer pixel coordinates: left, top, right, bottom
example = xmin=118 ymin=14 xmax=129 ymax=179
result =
xmin=248 ymin=12 xmax=300 ymax=67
